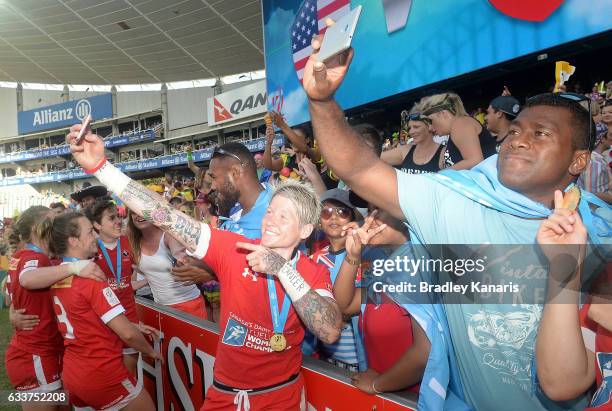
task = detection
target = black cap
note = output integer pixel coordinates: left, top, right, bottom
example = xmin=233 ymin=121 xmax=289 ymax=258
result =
xmin=490 ymin=96 xmax=521 ymax=117
xmin=70 ymin=182 xmax=108 ymax=202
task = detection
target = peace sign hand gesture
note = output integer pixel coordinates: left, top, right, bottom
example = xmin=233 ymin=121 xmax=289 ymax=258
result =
xmin=342 ymin=210 xmax=387 ymax=260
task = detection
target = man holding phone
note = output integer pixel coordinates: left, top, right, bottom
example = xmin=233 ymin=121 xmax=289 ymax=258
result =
xmin=300 ymin=17 xmax=609 ymax=411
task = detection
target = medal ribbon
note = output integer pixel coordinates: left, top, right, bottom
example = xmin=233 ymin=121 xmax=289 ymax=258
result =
xmin=25 ymin=243 xmax=44 ymax=253
xmin=97 ymin=239 xmax=122 ymax=283
xmin=266 ymin=252 xmax=299 ymax=335
xmin=62 ymin=256 xmax=80 ymax=262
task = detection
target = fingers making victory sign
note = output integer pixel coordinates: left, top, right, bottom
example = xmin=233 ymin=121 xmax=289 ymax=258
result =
xmin=342 ymin=210 xmax=387 ymax=259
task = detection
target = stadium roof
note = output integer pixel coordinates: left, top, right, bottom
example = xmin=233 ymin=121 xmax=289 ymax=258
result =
xmin=0 ymin=0 xmax=264 ymax=85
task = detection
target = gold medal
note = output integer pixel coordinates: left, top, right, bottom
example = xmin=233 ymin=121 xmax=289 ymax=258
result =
xmin=269 ymin=333 xmax=287 ymax=352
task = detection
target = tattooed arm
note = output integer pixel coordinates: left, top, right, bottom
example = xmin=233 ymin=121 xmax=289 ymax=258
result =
xmin=237 ymin=242 xmax=342 ymax=344
xmin=66 ymin=127 xmax=210 ymax=254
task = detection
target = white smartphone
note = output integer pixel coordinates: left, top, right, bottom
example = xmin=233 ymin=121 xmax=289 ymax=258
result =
xmin=317 ymin=5 xmax=362 ymax=63
xmin=75 ymin=114 xmax=91 ymax=144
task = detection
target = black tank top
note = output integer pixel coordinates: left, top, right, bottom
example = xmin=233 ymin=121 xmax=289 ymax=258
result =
xmin=398 ymin=144 xmax=445 ymax=174
xmin=443 ymin=119 xmax=497 ymax=168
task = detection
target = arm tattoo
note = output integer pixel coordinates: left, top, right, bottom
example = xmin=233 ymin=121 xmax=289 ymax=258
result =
xmin=120 ymin=181 xmax=202 ymax=251
xmin=293 ymin=291 xmax=342 ymax=344
xmin=263 ymin=250 xmax=287 ymax=276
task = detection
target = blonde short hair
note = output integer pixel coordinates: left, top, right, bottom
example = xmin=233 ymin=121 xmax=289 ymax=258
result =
xmin=419 ymin=92 xmax=467 ymax=117
xmin=271 ymin=180 xmax=321 ymax=226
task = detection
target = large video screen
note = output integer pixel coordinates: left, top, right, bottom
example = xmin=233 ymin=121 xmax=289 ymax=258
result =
xmin=263 ymin=0 xmax=611 ymax=126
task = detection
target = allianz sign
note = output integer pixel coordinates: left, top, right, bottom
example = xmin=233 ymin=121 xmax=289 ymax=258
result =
xmin=18 ymin=93 xmax=113 ymax=135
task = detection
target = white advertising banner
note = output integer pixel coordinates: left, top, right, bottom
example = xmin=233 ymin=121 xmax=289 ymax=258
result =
xmin=207 ymin=80 xmax=267 ymax=126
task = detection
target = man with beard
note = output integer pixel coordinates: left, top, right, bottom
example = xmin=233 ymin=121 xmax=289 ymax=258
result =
xmin=170 ymin=143 xmax=274 ymax=288
xmin=209 ymin=142 xmax=273 ymax=240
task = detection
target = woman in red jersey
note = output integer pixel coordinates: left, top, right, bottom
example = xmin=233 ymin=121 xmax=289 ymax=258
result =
xmin=85 ymin=199 xmax=159 ymax=377
xmin=5 ymin=206 xmax=100 ymax=410
xmin=46 ymin=212 xmax=161 ymax=411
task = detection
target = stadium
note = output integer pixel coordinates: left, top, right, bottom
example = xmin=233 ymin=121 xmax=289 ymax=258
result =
xmin=0 ymin=0 xmax=610 ymax=410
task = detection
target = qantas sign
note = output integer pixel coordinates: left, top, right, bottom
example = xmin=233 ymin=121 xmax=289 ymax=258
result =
xmin=207 ymin=80 xmax=267 ymax=126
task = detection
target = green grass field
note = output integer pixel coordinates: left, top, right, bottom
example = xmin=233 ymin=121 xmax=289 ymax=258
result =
xmin=0 ymin=308 xmax=22 ymax=411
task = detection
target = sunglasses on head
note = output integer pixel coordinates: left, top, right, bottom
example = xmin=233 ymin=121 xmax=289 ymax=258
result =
xmin=401 ymin=111 xmax=431 ymax=126
xmin=212 ymin=147 xmax=245 ymax=165
xmin=321 ymin=206 xmax=352 ymax=220
xmin=422 ymin=103 xmax=454 ymax=116
xmin=527 ymin=92 xmax=593 ymax=149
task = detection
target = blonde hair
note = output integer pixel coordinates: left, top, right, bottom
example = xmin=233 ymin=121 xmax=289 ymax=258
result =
xmin=419 ymin=92 xmax=467 ymax=117
xmin=126 ymin=209 xmax=143 ymax=265
xmin=271 ymin=180 xmax=321 ymax=227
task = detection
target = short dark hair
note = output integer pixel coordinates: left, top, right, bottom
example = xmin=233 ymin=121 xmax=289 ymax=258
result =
xmin=493 ymin=108 xmax=514 ymax=122
xmin=49 ymin=212 xmax=85 ymax=256
xmin=49 ymin=202 xmax=65 ymax=210
xmin=525 ymin=94 xmax=595 ymax=151
xmin=215 ymin=142 xmax=257 ymax=176
xmin=85 ymin=199 xmax=116 ymax=228
xmin=353 ymin=124 xmax=383 ymax=157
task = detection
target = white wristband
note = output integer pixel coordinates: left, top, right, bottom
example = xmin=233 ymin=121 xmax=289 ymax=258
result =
xmin=67 ymin=260 xmax=91 ymax=276
xmin=94 ymin=160 xmax=131 ymax=196
xmin=277 ymin=262 xmax=311 ymax=301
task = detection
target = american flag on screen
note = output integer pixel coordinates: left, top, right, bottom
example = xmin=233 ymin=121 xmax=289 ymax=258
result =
xmin=291 ymin=0 xmax=351 ymax=82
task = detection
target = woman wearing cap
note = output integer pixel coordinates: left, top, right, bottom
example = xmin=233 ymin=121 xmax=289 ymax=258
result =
xmin=334 ymin=207 xmax=430 ymax=395
xmin=381 ymin=105 xmax=445 ymax=174
xmin=310 ymin=189 xmax=364 ymax=372
xmin=419 ymin=92 xmax=497 ymax=170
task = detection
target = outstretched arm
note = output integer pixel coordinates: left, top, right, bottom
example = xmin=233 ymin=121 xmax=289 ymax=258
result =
xmin=303 ymin=33 xmax=403 ymax=220
xmin=237 ymin=242 xmax=342 ymax=344
xmin=66 ymin=125 xmax=208 ymax=253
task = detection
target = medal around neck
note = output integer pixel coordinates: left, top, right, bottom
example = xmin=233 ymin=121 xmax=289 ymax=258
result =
xmin=270 ymin=333 xmax=287 ymax=352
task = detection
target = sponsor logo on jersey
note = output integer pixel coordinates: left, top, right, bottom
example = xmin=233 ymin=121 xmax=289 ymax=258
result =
xmin=222 ymin=318 xmax=248 ymax=347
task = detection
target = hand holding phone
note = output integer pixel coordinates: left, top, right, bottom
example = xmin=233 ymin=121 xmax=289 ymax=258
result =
xmin=317 ymin=5 xmax=362 ymax=63
xmin=74 ymin=114 xmax=92 ymax=145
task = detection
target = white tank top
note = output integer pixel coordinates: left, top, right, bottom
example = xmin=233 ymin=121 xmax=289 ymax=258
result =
xmin=138 ymin=233 xmax=200 ymax=305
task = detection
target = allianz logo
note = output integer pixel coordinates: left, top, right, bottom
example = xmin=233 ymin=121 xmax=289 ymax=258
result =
xmin=32 ymin=99 xmax=91 ymax=126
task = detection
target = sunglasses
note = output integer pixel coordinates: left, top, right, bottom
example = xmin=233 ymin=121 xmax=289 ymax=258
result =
xmin=212 ymin=147 xmax=245 ymax=165
xmin=321 ymin=206 xmax=352 ymax=220
xmin=527 ymin=92 xmax=593 ymax=149
xmin=401 ymin=111 xmax=431 ymax=128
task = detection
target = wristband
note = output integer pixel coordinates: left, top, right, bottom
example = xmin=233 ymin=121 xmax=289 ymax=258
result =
xmin=277 ymin=262 xmax=311 ymax=301
xmin=67 ymin=260 xmax=91 ymax=276
xmin=345 ymin=255 xmax=360 ymax=266
xmin=93 ymin=160 xmax=132 ymax=196
xmin=83 ymin=157 xmax=107 ymax=174
xmin=372 ymin=379 xmax=383 ymax=394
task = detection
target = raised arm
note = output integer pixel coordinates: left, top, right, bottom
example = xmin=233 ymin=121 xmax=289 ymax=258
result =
xmin=66 ymin=125 xmax=208 ymax=254
xmin=302 ymin=33 xmax=403 ymax=220
xmin=271 ymin=112 xmax=322 ymax=163
xmin=263 ymin=124 xmax=284 ymax=171
xmin=535 ymin=192 xmax=595 ymax=401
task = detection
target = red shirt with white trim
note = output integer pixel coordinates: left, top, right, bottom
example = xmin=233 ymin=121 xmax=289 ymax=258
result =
xmin=201 ymin=228 xmax=333 ymax=389
xmin=7 ymin=249 xmax=63 ymax=356
xmin=93 ymin=236 xmax=137 ymax=323
xmin=50 ymin=273 xmax=127 ymax=387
